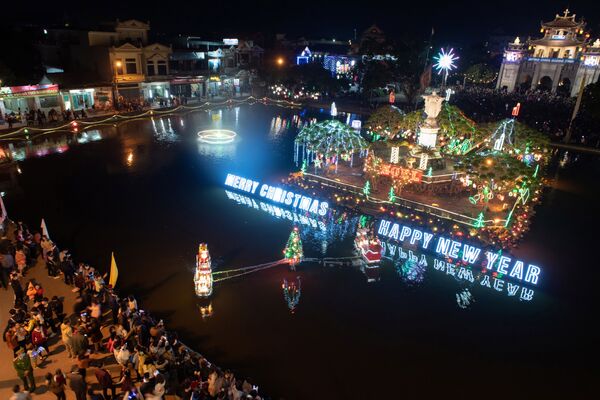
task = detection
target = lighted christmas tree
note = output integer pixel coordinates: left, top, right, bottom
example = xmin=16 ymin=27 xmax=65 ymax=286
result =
xmin=363 ymin=181 xmax=371 ymax=197
xmin=284 ymin=227 xmax=303 ymax=264
xmin=388 ymin=186 xmax=396 ymax=202
xmin=473 ymin=212 xmax=485 ymax=228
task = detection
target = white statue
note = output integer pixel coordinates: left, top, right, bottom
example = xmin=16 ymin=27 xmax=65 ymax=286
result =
xmin=422 ymin=91 xmax=444 ymax=129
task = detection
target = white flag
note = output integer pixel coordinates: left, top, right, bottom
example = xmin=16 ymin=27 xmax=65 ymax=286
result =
xmin=0 ymin=194 xmax=7 ymax=225
xmin=41 ymin=218 xmax=50 ymax=239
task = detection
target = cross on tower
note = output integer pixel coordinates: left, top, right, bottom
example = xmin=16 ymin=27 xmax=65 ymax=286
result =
xmin=563 ymin=9 xmax=570 ymax=17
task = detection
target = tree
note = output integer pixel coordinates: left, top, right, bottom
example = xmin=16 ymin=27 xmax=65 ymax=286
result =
xmin=365 ymin=105 xmax=406 ymax=139
xmin=0 ymin=60 xmax=16 ymax=86
xmin=284 ymin=227 xmax=303 ymax=264
xmin=296 ymin=120 xmax=368 ymax=158
xmin=361 ymin=61 xmax=393 ymax=97
xmin=464 ymin=63 xmax=497 ymax=86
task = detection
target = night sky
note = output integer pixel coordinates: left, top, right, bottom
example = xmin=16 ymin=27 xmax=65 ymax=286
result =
xmin=9 ymin=0 xmax=599 ymax=43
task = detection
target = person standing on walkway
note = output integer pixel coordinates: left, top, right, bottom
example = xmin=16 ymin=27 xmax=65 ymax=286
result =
xmin=9 ymin=384 xmax=32 ymax=400
xmin=46 ymin=371 xmax=67 ymax=400
xmin=67 ymin=365 xmax=86 ymax=400
xmin=94 ymin=361 xmax=116 ymax=399
xmin=31 ymin=323 xmax=49 ymax=353
xmin=10 ymin=272 xmax=24 ymax=306
xmin=0 ymin=251 xmax=15 ymax=289
xmin=13 ymin=347 xmax=36 ymax=392
xmin=70 ymin=327 xmax=88 ymax=356
xmin=60 ymin=319 xmax=74 ymax=358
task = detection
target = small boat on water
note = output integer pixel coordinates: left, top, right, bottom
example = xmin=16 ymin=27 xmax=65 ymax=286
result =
xmin=354 ymin=227 xmax=382 ymax=264
xmin=194 ymin=243 xmax=213 ymax=297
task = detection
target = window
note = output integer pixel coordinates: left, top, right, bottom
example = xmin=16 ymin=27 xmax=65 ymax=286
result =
xmin=125 ymin=58 xmax=137 ymax=74
xmin=563 ymin=49 xmax=571 ymax=58
xmin=551 ymin=49 xmax=560 ymax=58
xmin=147 ymin=61 xmax=155 ymax=76
xmin=39 ymin=96 xmax=59 ymax=108
xmin=157 ymin=60 xmax=167 ymax=75
xmin=116 ymin=59 xmax=124 ymax=75
xmin=536 ymin=49 xmax=544 ymax=57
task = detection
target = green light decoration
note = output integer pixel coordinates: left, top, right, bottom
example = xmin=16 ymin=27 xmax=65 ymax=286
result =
xmin=363 ymin=181 xmax=371 ymax=197
xmin=533 ymin=164 xmax=539 ymax=178
xmin=473 ymin=212 xmax=485 ymax=228
xmin=295 ymin=120 xmax=368 ymax=158
xmin=359 ymin=215 xmax=369 ymax=228
xmin=301 ymin=159 xmax=307 ymax=174
xmin=504 ymin=208 xmax=514 ymax=228
xmin=284 ymin=227 xmax=303 ymax=264
xmin=427 ymin=167 xmax=433 ymax=177
xmin=388 ymin=186 xmax=396 ymax=202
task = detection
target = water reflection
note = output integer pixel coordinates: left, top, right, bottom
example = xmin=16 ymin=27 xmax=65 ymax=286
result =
xmin=151 ymin=117 xmax=178 ymax=143
xmin=197 ymin=141 xmax=237 ymax=159
xmin=398 ymin=258 xmax=426 ymax=284
xmin=1 ymin=128 xmax=111 ymax=162
xmin=225 ymin=187 xmax=537 ymax=306
xmin=282 ymin=277 xmax=301 ymax=313
xmin=77 ymin=130 xmax=103 ymax=144
xmin=456 ymin=289 xmax=475 ymax=309
xmin=381 ymin=241 xmax=536 ymax=303
xmin=269 ymin=114 xmax=316 ymax=136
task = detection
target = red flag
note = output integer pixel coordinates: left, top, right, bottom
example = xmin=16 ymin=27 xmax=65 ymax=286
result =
xmin=420 ymin=64 xmax=432 ymax=90
xmin=512 ymin=102 xmax=521 ymax=117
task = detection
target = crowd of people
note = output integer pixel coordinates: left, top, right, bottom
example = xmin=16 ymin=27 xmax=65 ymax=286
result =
xmin=1 ymin=108 xmax=92 ymax=129
xmin=451 ymin=87 xmax=600 ymax=146
xmin=2 ymin=221 xmax=264 ymax=400
xmin=452 ymin=87 xmax=575 ymax=138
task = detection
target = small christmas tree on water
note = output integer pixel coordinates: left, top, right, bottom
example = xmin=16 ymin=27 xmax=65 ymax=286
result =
xmin=300 ymin=159 xmax=307 ymax=174
xmin=284 ymin=226 xmax=304 ymax=264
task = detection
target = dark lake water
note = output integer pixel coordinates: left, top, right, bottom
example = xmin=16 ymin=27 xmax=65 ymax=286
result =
xmin=4 ymin=104 xmax=597 ymax=398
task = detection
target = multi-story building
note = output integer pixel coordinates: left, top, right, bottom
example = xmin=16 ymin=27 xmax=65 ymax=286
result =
xmin=38 ymin=19 xmax=171 ymax=108
xmin=497 ymin=9 xmax=600 ymax=96
xmin=169 ymin=36 xmax=262 ymax=97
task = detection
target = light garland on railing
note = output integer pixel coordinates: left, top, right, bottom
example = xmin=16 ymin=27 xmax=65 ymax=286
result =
xmin=0 ymin=96 xmax=301 ymax=140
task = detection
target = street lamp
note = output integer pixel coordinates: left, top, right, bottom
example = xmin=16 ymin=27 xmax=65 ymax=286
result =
xmin=276 ymin=57 xmax=284 ymax=66
xmin=113 ymin=60 xmax=122 ymax=109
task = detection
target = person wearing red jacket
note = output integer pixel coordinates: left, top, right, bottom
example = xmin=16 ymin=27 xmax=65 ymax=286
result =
xmin=31 ymin=324 xmax=48 ymax=352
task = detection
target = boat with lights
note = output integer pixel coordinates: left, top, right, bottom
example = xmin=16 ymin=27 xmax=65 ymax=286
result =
xmin=354 ymin=227 xmax=382 ymax=264
xmin=194 ymin=243 xmax=213 ymax=297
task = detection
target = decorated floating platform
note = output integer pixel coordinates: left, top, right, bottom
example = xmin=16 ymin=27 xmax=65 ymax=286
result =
xmin=354 ymin=226 xmax=382 ymax=264
xmin=194 ymin=243 xmax=213 ymax=297
xmin=289 ymin=95 xmax=549 ymax=249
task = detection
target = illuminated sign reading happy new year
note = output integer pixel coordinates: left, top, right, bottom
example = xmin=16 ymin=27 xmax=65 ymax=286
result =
xmin=377 ymin=219 xmax=541 ymax=286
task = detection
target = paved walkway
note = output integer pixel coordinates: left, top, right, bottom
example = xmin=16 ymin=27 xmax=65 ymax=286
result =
xmin=0 ymin=245 xmax=181 ymax=399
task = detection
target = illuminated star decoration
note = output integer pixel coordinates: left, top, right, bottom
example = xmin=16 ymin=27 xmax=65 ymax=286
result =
xmin=433 ymin=48 xmax=459 ymax=75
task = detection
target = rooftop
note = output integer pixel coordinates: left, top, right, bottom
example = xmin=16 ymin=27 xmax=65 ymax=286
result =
xmin=541 ymin=9 xmax=585 ymax=29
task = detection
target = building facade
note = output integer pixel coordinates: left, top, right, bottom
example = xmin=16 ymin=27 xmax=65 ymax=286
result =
xmin=497 ymin=10 xmax=600 ymax=96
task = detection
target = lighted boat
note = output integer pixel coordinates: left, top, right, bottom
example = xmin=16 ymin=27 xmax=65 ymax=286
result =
xmin=194 ymin=243 xmax=213 ymax=297
xmin=354 ymin=227 xmax=382 ymax=264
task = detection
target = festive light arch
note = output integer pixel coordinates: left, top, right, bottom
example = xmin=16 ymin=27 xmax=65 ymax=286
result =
xmin=295 ymin=120 xmax=368 ymax=158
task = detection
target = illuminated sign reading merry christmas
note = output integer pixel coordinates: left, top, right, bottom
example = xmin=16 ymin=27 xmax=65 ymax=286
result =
xmin=225 ymin=173 xmax=329 ymax=216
